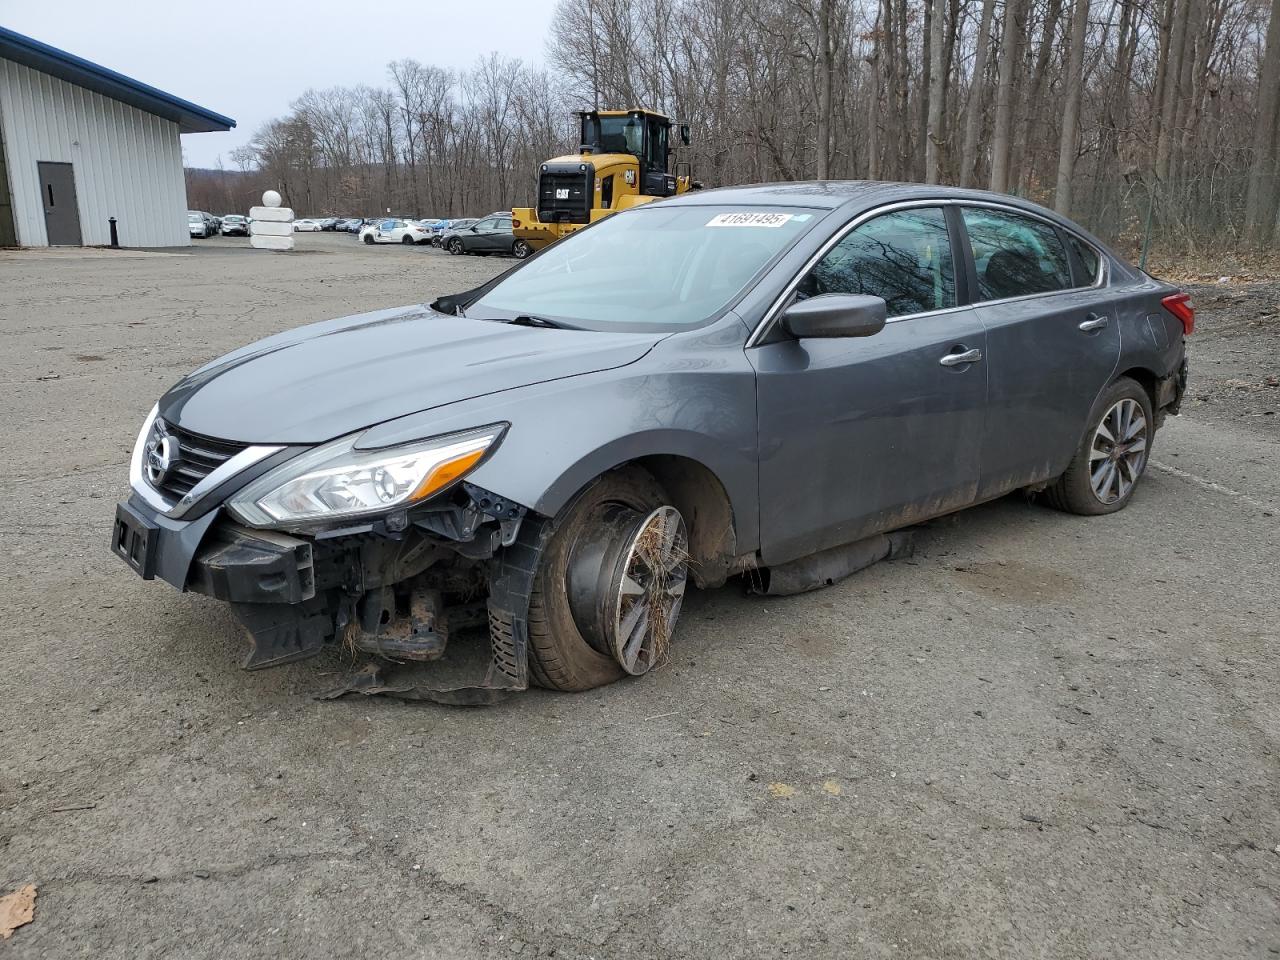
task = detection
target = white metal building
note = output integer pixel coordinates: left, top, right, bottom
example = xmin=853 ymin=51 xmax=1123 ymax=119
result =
xmin=0 ymin=26 xmax=234 ymax=247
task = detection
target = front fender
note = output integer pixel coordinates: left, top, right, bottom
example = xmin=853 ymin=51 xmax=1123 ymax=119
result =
xmin=356 ymin=327 xmax=761 ymax=552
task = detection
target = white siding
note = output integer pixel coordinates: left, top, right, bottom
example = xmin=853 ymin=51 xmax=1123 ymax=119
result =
xmin=0 ymin=57 xmax=190 ymax=247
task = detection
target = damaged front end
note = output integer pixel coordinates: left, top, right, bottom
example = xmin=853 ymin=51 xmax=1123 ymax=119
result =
xmin=111 ymin=406 xmax=556 ymax=703
xmin=174 ymin=481 xmax=547 ymax=704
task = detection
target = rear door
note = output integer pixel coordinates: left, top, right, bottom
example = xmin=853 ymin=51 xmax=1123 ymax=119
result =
xmin=750 ymin=205 xmax=988 ymax=564
xmin=958 ymin=205 xmax=1121 ymax=499
xmin=493 ymin=217 xmax=514 ymax=252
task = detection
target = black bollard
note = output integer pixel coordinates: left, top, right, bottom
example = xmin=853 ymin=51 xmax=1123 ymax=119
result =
xmin=108 ymin=217 xmax=119 ymax=248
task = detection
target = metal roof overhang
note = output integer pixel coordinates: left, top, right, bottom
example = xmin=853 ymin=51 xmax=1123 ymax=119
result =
xmin=0 ymin=26 xmax=235 ymax=133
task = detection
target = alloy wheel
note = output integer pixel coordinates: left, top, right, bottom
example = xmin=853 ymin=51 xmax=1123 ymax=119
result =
xmin=566 ymin=503 xmax=689 ymax=677
xmin=608 ymin=506 xmax=689 ymax=675
xmin=1088 ymin=398 xmax=1148 ymax=505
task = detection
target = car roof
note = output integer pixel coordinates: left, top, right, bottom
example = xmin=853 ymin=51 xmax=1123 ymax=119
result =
xmin=661 ymin=180 xmax=1065 ymax=219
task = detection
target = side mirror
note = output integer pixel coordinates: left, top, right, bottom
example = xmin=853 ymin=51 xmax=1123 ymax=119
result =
xmin=679 ymin=123 xmax=691 ymax=145
xmin=781 ymin=294 xmax=887 ymax=339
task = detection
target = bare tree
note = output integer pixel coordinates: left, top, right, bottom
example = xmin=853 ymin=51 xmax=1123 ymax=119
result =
xmin=1245 ymin=0 xmax=1280 ymax=242
xmin=1054 ymin=0 xmax=1090 ymax=212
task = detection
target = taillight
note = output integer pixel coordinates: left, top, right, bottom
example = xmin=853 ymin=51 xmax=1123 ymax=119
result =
xmin=512 ymin=218 xmax=522 ymax=229
xmin=1162 ymin=292 xmax=1194 ymax=335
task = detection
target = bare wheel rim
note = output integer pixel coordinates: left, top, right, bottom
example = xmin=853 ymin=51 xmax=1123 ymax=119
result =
xmin=610 ymin=506 xmax=688 ymax=676
xmin=1088 ymin=397 xmax=1148 ymax=504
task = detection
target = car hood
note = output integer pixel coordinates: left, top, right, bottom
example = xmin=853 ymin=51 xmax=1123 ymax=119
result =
xmin=158 ymin=305 xmax=663 ymax=444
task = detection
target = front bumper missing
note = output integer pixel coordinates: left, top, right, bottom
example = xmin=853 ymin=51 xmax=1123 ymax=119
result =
xmin=319 ymin=515 xmax=551 ymax=705
xmin=111 ymin=484 xmax=546 ymax=705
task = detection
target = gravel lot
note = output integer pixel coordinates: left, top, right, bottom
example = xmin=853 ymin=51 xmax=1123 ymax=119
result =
xmin=1 ymin=232 xmax=1277 ymax=959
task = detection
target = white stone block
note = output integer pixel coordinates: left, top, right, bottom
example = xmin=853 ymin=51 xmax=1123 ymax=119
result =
xmin=249 ymin=206 xmax=295 ymax=223
xmin=249 ymin=219 xmax=293 ymax=237
xmin=250 ymin=234 xmax=295 ymax=251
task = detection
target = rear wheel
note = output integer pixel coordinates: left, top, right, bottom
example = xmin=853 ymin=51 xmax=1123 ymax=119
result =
xmin=512 ymin=239 xmax=532 ymax=259
xmin=527 ymin=470 xmax=689 ymax=692
xmin=1044 ymin=377 xmax=1154 ymax=515
xmin=448 ymin=238 xmax=464 ymax=255
xmin=401 ymin=235 xmax=414 ymax=245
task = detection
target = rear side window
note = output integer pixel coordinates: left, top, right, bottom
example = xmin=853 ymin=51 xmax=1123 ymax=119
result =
xmin=797 ymin=207 xmax=956 ymax=319
xmin=963 ymin=207 xmax=1072 ymax=300
xmin=1067 ymin=233 xmax=1101 ymax=283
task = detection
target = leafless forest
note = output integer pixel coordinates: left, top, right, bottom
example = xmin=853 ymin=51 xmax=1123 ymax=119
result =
xmin=186 ymin=0 xmax=1280 ymax=259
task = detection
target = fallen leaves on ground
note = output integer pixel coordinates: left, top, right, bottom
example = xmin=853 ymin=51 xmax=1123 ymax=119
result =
xmin=0 ymin=884 xmax=36 ymax=940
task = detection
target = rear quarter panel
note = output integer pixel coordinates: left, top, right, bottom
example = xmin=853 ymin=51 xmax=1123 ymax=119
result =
xmin=1113 ymin=272 xmax=1186 ymax=381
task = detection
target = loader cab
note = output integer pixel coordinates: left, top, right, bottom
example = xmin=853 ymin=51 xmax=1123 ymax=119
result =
xmin=579 ymin=110 xmax=685 ymax=198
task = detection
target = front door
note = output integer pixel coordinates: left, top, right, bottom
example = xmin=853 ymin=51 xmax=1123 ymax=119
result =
xmin=470 ymin=218 xmax=499 ymax=251
xmin=38 ymin=162 xmax=82 ymax=245
xmin=751 ymin=206 xmax=988 ymax=565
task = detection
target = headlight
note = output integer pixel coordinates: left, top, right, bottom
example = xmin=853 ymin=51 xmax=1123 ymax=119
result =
xmin=227 ymin=424 xmax=505 ymax=528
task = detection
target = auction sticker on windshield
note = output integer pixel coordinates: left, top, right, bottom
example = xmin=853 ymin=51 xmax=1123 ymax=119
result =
xmin=706 ymin=212 xmax=793 ymax=228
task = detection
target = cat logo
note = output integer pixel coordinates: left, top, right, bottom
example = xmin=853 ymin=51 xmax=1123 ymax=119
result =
xmin=624 ymin=169 xmax=636 ymax=186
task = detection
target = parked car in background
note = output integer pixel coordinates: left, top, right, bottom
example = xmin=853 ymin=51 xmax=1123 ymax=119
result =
xmin=432 ymin=218 xmax=477 ymax=246
xmin=363 ymin=218 xmax=431 ymax=245
xmin=187 ymin=211 xmax=211 ymax=238
xmin=443 ymin=214 xmax=530 ymax=258
xmin=112 ymin=183 xmax=1190 ymax=700
xmin=220 ymin=215 xmax=249 ymax=236
xmin=336 ymin=218 xmax=362 ymax=232
xmin=293 ymin=219 xmax=322 ymax=232
xmin=319 ymin=218 xmax=339 ymax=231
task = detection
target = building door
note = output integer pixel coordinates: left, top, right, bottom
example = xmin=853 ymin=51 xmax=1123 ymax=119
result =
xmin=38 ymin=162 xmax=82 ymax=245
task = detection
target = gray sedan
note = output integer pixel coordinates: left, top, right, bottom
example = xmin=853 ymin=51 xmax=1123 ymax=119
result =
xmin=112 ymin=182 xmax=1190 ymax=703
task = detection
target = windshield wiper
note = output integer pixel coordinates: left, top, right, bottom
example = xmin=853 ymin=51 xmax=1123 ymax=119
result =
xmin=505 ymin=314 xmax=572 ymax=329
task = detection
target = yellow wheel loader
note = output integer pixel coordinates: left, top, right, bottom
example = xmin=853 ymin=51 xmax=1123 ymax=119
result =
xmin=512 ymin=109 xmax=697 ymax=251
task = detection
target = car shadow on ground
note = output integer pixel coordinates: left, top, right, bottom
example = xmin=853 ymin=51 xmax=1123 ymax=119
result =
xmin=140 ymin=490 xmax=1064 ymax=710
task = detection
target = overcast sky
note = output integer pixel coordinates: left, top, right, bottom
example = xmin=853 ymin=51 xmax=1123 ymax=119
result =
xmin=2 ymin=0 xmax=559 ymax=168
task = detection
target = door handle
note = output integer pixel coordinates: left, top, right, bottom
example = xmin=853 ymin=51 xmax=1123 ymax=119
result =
xmin=1078 ymin=314 xmax=1109 ymax=331
xmin=940 ymin=347 xmax=982 ymax=367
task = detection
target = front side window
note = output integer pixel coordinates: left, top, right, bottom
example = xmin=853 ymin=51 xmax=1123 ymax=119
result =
xmin=963 ymin=207 xmax=1072 ymax=300
xmin=380 ymin=220 xmax=395 ymax=230
xmin=797 ymin=207 xmax=956 ymax=319
xmin=474 ymin=218 xmax=497 ymax=230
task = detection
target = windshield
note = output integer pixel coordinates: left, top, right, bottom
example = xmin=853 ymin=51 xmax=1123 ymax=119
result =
xmin=188 ymin=214 xmax=201 ymax=222
xmin=470 ymin=204 xmax=818 ymax=329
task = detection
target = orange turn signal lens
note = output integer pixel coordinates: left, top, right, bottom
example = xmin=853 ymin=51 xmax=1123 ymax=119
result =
xmin=409 ymin=448 xmax=487 ymax=502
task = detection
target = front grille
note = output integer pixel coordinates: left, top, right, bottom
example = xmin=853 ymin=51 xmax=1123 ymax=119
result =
xmin=537 ymin=167 xmax=593 ymax=224
xmin=152 ymin=421 xmax=249 ymax=501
